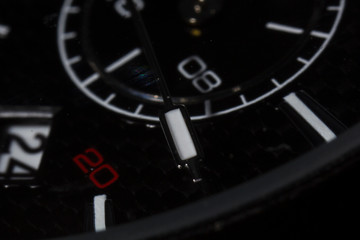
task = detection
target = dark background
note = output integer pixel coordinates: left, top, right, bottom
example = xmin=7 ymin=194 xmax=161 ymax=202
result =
xmin=185 ymin=153 xmax=360 ymax=239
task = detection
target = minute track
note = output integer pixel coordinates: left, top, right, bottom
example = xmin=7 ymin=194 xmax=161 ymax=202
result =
xmin=58 ymin=0 xmax=346 ymax=121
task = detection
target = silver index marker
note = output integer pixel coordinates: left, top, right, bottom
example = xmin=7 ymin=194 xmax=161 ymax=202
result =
xmin=105 ymin=48 xmax=142 ymax=73
xmin=266 ymin=22 xmax=304 ymax=35
xmin=93 ymin=194 xmax=107 ymax=232
xmin=281 ymin=92 xmax=346 ymax=144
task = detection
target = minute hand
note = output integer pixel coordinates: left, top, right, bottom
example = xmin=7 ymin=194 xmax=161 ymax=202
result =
xmin=128 ymin=1 xmax=173 ymax=107
xmin=128 ymin=1 xmax=204 ymax=182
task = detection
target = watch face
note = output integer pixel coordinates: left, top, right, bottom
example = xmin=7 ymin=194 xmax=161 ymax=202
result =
xmin=0 ymin=0 xmax=360 ymax=239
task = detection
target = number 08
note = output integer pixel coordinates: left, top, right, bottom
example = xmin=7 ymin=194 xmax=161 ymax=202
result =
xmin=178 ymin=55 xmax=222 ymax=93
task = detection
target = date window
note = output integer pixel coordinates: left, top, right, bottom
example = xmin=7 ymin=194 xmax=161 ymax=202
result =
xmin=0 ymin=107 xmax=54 ymax=185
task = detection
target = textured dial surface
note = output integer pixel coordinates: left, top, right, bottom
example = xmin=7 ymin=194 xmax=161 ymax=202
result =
xmin=0 ymin=0 xmax=359 ymax=239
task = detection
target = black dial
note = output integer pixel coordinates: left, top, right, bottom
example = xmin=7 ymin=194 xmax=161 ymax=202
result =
xmin=0 ymin=0 xmax=360 ymax=239
xmin=58 ymin=0 xmax=345 ymax=120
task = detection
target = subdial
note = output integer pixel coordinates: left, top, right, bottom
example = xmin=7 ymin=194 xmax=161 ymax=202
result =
xmin=58 ymin=0 xmax=345 ymax=121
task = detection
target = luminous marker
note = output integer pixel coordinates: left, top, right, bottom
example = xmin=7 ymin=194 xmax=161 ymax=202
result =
xmin=204 ymin=100 xmax=212 ymax=116
xmin=104 ymin=93 xmax=116 ymax=104
xmin=82 ymin=73 xmax=100 ymax=87
xmin=284 ymin=93 xmax=336 ymax=142
xmin=327 ymin=6 xmax=341 ymax=11
xmin=0 ymin=24 xmax=10 ymax=38
xmin=240 ymin=94 xmax=247 ymax=105
xmin=67 ymin=56 xmax=81 ymax=65
xmin=271 ymin=78 xmax=281 ymax=88
xmin=61 ymin=32 xmax=77 ymax=40
xmin=266 ymin=22 xmax=304 ymax=35
xmin=7 ymin=176 xmax=34 ymax=180
xmin=297 ymin=57 xmax=309 ymax=65
xmin=164 ymin=108 xmax=197 ymax=160
xmin=93 ymin=195 xmax=107 ymax=232
xmin=105 ymin=48 xmax=142 ymax=73
xmin=66 ymin=6 xmax=81 ymax=14
xmin=0 ymin=111 xmax=53 ymax=119
xmin=311 ymin=30 xmax=330 ymax=39
xmin=134 ymin=104 xmax=144 ymax=115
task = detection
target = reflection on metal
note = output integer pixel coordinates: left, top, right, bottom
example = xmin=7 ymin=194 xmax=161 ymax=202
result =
xmin=0 ymin=24 xmax=10 ymax=38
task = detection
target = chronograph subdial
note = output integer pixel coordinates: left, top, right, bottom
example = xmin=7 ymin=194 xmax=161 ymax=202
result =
xmin=58 ymin=0 xmax=345 ymax=121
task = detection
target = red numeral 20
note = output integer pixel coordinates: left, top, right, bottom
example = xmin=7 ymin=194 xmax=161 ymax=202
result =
xmin=73 ymin=148 xmax=119 ymax=189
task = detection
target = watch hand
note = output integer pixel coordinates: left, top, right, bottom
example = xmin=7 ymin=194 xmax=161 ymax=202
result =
xmin=127 ymin=0 xmax=172 ymax=107
xmin=128 ymin=0 xmax=204 ymax=182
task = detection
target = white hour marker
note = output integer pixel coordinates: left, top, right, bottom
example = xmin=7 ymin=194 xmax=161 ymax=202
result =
xmin=93 ymin=194 xmax=107 ymax=232
xmin=311 ymin=30 xmax=330 ymax=39
xmin=327 ymin=6 xmax=341 ymax=11
xmin=0 ymin=111 xmax=53 ymax=119
xmin=240 ymin=94 xmax=247 ymax=105
xmin=266 ymin=22 xmax=304 ymax=35
xmin=134 ymin=104 xmax=144 ymax=115
xmin=297 ymin=57 xmax=309 ymax=65
xmin=164 ymin=108 xmax=198 ymax=161
xmin=67 ymin=55 xmax=82 ymax=65
xmin=105 ymin=48 xmax=142 ymax=73
xmin=104 ymin=93 xmax=116 ymax=104
xmin=61 ymin=32 xmax=77 ymax=40
xmin=82 ymin=73 xmax=100 ymax=87
xmin=65 ymin=6 xmax=81 ymax=14
xmin=283 ymin=92 xmax=337 ymax=143
xmin=0 ymin=24 xmax=10 ymax=38
xmin=271 ymin=78 xmax=281 ymax=88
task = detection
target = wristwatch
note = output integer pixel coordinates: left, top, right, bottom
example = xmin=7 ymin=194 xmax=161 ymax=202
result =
xmin=1 ymin=0 xmax=360 ymax=239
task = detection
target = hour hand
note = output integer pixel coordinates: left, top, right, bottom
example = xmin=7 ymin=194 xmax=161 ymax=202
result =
xmin=159 ymin=105 xmax=203 ymax=182
xmin=127 ymin=0 xmax=204 ymax=182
